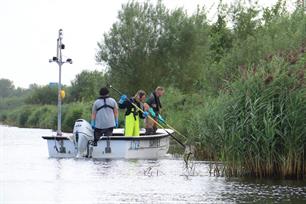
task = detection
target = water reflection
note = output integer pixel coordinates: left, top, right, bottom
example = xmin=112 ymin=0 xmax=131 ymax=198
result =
xmin=222 ymin=178 xmax=306 ymax=203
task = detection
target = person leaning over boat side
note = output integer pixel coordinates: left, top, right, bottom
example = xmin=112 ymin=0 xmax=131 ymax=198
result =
xmin=145 ymin=86 xmax=165 ymax=135
xmin=118 ymin=90 xmax=149 ymax=136
xmin=91 ymin=87 xmax=119 ymax=146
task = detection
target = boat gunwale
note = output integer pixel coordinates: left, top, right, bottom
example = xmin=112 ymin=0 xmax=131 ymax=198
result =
xmin=42 ymin=131 xmax=172 ymax=141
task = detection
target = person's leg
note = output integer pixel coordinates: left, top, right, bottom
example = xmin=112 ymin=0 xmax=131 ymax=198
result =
xmin=124 ymin=114 xmax=135 ymax=136
xmin=145 ymin=117 xmax=155 ymax=135
xmin=105 ymin=127 xmax=114 ymax=136
xmin=102 ymin=128 xmax=113 ymax=153
xmin=93 ymin=128 xmax=102 ymax=146
xmin=133 ymin=116 xmax=140 ymax=136
xmin=100 ymin=128 xmax=113 ymax=137
xmin=152 ymin=117 xmax=158 ymax=134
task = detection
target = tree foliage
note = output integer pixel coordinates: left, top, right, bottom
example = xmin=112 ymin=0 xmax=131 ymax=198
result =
xmin=96 ymin=0 xmax=306 ymax=96
xmin=0 ymin=78 xmax=15 ymax=98
xmin=25 ymin=85 xmax=58 ymax=105
xmin=96 ymin=0 xmax=210 ymax=94
xmin=68 ymin=70 xmax=106 ymax=102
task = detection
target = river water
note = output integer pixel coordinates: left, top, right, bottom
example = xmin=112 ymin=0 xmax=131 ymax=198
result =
xmin=0 ymin=125 xmax=305 ymax=203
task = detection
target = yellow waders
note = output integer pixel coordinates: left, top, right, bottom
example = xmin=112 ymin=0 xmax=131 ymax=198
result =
xmin=124 ymin=114 xmax=140 ymax=136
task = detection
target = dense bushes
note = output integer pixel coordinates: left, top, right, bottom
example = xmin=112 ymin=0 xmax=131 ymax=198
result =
xmin=62 ymin=103 xmax=92 ymax=131
xmin=0 ymin=103 xmax=92 ymax=132
xmin=25 ymin=85 xmax=58 ymax=105
xmin=0 ymin=96 xmax=26 ymax=110
xmin=0 ymin=100 xmax=142 ymax=132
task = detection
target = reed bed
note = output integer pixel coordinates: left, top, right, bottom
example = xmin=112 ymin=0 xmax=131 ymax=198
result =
xmin=189 ymin=58 xmax=306 ymax=178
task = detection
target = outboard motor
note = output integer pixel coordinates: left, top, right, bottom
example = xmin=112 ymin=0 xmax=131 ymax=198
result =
xmin=73 ymin=119 xmax=94 ymax=157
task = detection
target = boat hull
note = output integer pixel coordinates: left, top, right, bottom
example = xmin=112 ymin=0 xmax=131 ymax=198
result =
xmin=42 ymin=129 xmax=172 ymax=159
xmin=45 ymin=136 xmax=77 ymax=158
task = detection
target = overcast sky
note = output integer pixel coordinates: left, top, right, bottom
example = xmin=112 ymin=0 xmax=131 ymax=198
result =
xmin=0 ymin=0 xmax=293 ymax=88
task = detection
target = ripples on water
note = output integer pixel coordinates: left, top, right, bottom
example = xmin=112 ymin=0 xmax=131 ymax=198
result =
xmin=0 ymin=125 xmax=305 ymax=203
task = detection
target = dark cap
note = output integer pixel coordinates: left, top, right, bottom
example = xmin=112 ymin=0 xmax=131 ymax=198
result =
xmin=99 ymin=87 xmax=109 ymax=96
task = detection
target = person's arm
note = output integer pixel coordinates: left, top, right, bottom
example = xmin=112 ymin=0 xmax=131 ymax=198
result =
xmin=143 ymin=103 xmax=150 ymax=111
xmin=113 ymin=100 xmax=119 ymax=128
xmin=118 ymin=100 xmax=127 ymax=109
xmin=118 ymin=96 xmax=129 ymax=109
xmin=91 ymin=112 xmax=96 ymax=121
xmin=139 ymin=103 xmax=149 ymax=119
xmin=91 ymin=102 xmax=97 ymax=129
xmin=114 ymin=109 xmax=119 ymax=128
xmin=139 ymin=105 xmax=146 ymax=119
xmin=146 ymin=97 xmax=157 ymax=118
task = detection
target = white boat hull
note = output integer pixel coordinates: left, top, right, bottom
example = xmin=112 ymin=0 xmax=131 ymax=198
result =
xmin=42 ymin=128 xmax=172 ymax=159
xmin=45 ymin=136 xmax=77 ymax=158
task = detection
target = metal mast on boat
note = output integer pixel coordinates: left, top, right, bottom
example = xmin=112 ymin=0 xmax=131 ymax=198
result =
xmin=49 ymin=29 xmax=72 ymax=136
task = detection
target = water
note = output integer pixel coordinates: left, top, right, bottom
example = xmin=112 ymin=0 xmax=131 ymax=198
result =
xmin=0 ymin=125 xmax=305 ymax=204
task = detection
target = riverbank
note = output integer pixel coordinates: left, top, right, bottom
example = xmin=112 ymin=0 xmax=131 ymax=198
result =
xmin=0 ymin=103 xmax=91 ymax=132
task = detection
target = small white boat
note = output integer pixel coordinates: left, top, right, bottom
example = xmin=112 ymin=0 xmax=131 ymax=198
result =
xmin=42 ymin=119 xmax=172 ymax=159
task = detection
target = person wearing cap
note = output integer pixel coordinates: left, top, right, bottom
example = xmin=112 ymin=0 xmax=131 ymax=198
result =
xmin=91 ymin=87 xmax=119 ymax=146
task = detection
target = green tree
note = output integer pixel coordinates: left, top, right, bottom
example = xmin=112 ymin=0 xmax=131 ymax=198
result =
xmin=25 ymin=85 xmax=58 ymax=105
xmin=229 ymin=0 xmax=262 ymax=41
xmin=210 ymin=14 xmax=233 ymax=62
xmin=96 ymin=1 xmax=210 ymax=93
xmin=69 ymin=70 xmax=106 ymax=102
xmin=159 ymin=7 xmax=210 ymax=92
xmin=96 ymin=1 xmax=168 ymax=94
xmin=0 ymin=78 xmax=15 ymax=98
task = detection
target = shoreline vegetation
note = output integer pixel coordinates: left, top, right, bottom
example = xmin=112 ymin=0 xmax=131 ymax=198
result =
xmin=1 ymin=0 xmax=306 ymax=179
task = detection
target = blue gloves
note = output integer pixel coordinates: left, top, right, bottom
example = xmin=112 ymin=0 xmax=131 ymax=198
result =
xmin=143 ymin=111 xmax=149 ymax=118
xmin=147 ymin=107 xmax=165 ymax=123
xmin=148 ymin=108 xmax=156 ymax=118
xmin=119 ymin=95 xmax=127 ymax=104
xmin=158 ymin=115 xmax=165 ymax=124
xmin=91 ymin=120 xmax=96 ymax=129
xmin=115 ymin=118 xmax=119 ymax=128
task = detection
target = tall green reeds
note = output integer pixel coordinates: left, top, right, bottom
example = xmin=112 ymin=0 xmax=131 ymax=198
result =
xmin=190 ymin=57 xmax=306 ymax=178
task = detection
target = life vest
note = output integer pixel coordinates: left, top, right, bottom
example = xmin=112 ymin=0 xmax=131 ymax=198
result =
xmin=149 ymin=92 xmax=162 ymax=113
xmin=125 ymin=98 xmax=143 ymax=120
xmin=96 ymin=96 xmax=114 ymax=112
